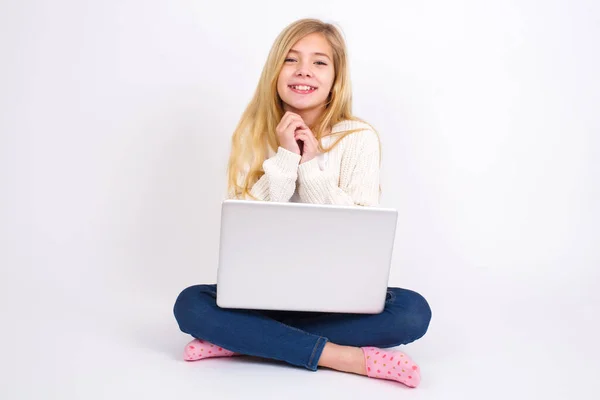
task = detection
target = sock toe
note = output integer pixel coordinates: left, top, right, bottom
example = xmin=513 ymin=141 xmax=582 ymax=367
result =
xmin=182 ymin=339 xmax=238 ymax=361
xmin=183 ymin=339 xmax=204 ymax=361
xmin=362 ymin=346 xmax=421 ymax=388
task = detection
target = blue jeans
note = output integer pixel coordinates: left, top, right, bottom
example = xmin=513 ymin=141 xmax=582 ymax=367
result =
xmin=173 ymin=284 xmax=431 ymax=371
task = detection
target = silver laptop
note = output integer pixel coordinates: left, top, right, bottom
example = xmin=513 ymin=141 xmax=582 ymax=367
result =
xmin=216 ymin=199 xmax=398 ymax=314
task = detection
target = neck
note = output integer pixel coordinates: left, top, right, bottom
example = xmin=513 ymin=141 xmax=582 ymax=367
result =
xmin=283 ymin=104 xmax=325 ymax=128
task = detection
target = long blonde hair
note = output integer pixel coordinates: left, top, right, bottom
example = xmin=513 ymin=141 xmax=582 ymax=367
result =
xmin=227 ymin=18 xmax=371 ymax=198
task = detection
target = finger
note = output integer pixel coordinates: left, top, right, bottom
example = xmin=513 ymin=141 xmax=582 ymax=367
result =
xmin=294 ymin=133 xmax=316 ymax=151
xmin=281 ymin=111 xmax=302 ymax=125
xmin=294 ymin=130 xmax=309 ymax=139
xmin=294 ymin=130 xmax=317 ymax=145
xmin=283 ymin=111 xmax=301 ymax=119
xmin=277 ymin=112 xmax=301 ymax=131
xmin=294 ymin=132 xmax=308 ymax=142
xmin=278 ymin=120 xmax=301 ymax=139
xmin=294 ymin=128 xmax=315 ymax=138
xmin=286 ymin=119 xmax=307 ymax=134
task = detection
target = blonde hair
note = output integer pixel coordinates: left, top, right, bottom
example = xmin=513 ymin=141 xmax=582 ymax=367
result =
xmin=227 ymin=18 xmax=373 ymax=199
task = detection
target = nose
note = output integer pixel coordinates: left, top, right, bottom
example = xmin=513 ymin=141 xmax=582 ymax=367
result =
xmin=295 ymin=60 xmax=313 ymax=78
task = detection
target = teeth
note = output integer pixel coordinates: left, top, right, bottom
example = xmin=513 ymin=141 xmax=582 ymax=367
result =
xmin=291 ymin=85 xmax=314 ymax=91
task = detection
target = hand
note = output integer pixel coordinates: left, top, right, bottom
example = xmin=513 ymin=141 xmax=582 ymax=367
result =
xmin=275 ymin=112 xmax=308 ymax=155
xmin=294 ymin=126 xmax=321 ymax=164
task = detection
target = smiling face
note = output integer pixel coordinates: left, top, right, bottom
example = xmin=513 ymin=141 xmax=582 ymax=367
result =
xmin=276 ymin=32 xmax=335 ymax=121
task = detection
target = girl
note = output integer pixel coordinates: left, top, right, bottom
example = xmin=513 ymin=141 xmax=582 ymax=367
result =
xmin=173 ymin=18 xmax=432 ymax=388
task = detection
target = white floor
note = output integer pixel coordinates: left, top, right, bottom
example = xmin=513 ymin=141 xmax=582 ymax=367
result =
xmin=2 ymin=266 xmax=599 ymax=400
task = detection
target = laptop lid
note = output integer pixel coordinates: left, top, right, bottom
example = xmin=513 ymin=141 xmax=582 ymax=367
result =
xmin=216 ymin=199 xmax=398 ymax=314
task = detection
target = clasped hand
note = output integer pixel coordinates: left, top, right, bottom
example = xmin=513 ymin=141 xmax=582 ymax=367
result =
xmin=275 ymin=111 xmax=321 ymax=164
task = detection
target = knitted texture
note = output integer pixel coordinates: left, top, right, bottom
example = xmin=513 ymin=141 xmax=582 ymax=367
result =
xmin=233 ymin=120 xmax=381 ymax=206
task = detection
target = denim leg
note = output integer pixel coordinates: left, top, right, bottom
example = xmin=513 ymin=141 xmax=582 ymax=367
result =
xmin=173 ymin=284 xmax=328 ymax=371
xmin=280 ymin=287 xmax=432 ymax=348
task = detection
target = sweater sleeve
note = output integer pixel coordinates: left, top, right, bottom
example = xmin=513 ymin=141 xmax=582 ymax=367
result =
xmin=230 ymin=146 xmax=301 ymax=202
xmin=297 ymin=129 xmax=381 ymax=206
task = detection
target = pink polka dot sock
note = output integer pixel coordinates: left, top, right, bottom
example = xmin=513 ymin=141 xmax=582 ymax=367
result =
xmin=183 ymin=339 xmax=239 ymax=361
xmin=361 ymin=346 xmax=421 ymax=388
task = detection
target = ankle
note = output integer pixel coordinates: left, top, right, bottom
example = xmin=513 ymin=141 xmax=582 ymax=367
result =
xmin=318 ymin=343 xmax=366 ymax=375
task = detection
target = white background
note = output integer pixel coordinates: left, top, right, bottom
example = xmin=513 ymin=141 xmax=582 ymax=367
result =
xmin=1 ymin=0 xmax=599 ymax=398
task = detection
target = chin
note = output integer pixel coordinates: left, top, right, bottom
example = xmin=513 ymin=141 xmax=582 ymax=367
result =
xmin=283 ymin=99 xmax=321 ymax=112
xmin=287 ymin=104 xmax=312 ymax=112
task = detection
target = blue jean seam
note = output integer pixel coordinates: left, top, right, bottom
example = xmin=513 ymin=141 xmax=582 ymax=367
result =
xmin=255 ymin=315 xmax=328 ymax=370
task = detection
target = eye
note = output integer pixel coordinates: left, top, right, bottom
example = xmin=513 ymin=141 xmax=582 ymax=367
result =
xmin=315 ymin=61 xmax=328 ymax=66
xmin=285 ymin=58 xmax=297 ymax=62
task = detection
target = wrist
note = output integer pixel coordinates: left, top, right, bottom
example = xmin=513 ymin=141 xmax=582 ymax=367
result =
xmin=300 ymin=151 xmax=321 ymax=164
xmin=281 ymin=142 xmax=300 ymax=155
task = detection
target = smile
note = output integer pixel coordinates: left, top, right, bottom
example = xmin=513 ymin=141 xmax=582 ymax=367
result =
xmin=288 ymin=85 xmax=317 ymax=94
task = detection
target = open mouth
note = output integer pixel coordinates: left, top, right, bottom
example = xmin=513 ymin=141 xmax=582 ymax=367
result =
xmin=288 ymin=85 xmax=317 ymax=94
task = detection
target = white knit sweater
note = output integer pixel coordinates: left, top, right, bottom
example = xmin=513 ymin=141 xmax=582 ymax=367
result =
xmin=233 ymin=119 xmax=381 ymax=206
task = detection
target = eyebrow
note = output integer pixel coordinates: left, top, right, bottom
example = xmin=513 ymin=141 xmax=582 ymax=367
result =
xmin=288 ymin=49 xmax=331 ymax=60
